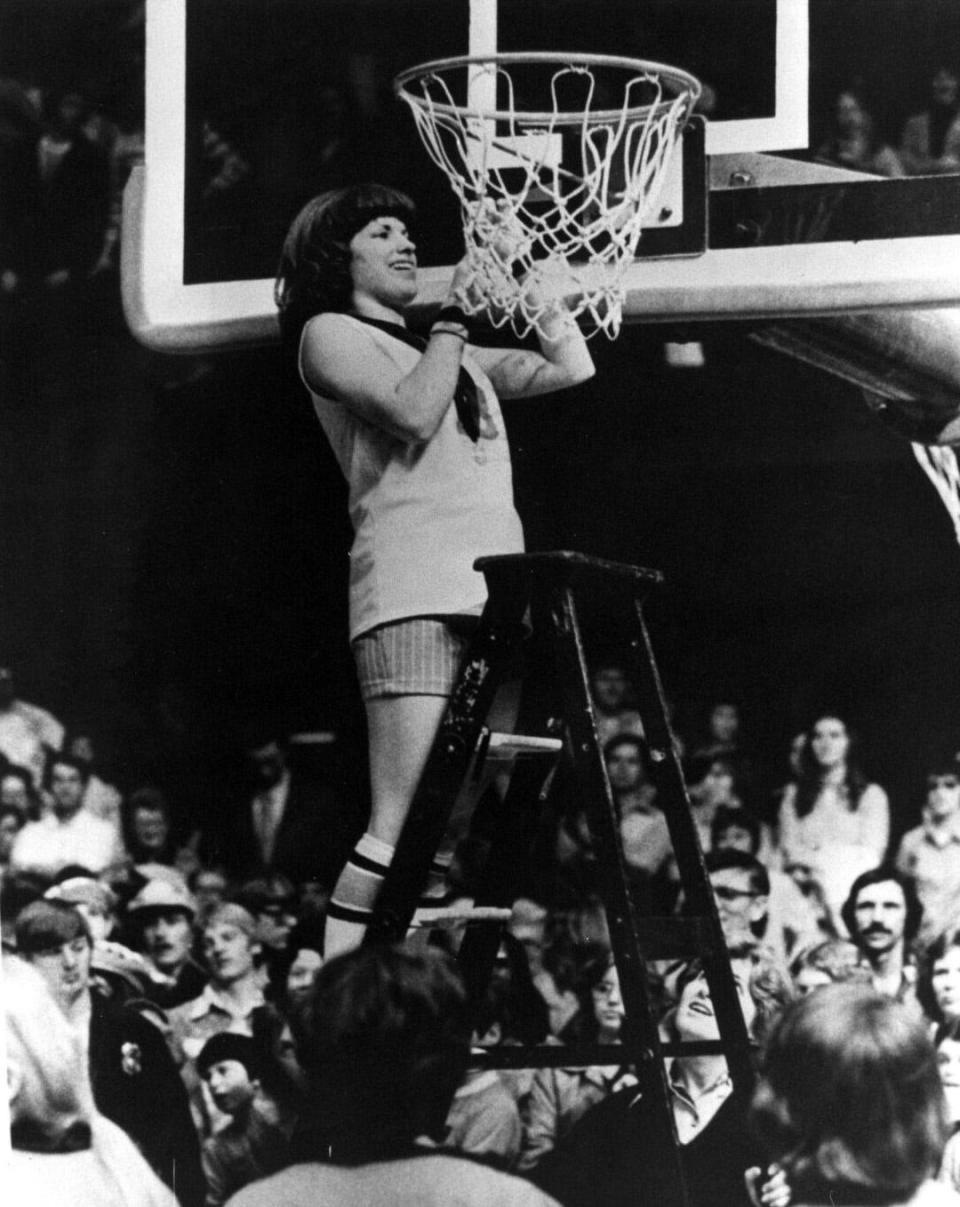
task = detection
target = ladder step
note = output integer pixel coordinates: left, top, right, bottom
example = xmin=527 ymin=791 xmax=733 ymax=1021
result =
xmin=410 ymin=902 xmax=513 ymax=929
xmin=485 ymin=732 xmax=563 ymax=759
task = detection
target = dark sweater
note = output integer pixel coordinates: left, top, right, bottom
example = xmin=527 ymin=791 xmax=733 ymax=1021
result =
xmin=533 ymin=1084 xmax=760 ymax=1207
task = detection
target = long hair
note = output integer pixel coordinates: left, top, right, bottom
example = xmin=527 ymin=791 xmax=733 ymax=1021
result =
xmin=274 ymin=183 xmax=416 ymax=354
xmin=793 ymin=714 xmax=870 ymax=819
xmin=750 ymin=985 xmax=946 ymax=1202
xmin=917 ymin=928 xmax=960 ymax=1023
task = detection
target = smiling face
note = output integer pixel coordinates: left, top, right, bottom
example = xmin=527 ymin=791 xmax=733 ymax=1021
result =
xmin=932 ymin=946 xmax=960 ymax=1022
xmin=675 ymin=962 xmax=757 ymax=1042
xmin=810 ymin=716 xmax=850 ymax=771
xmin=349 ymin=215 xmax=418 ymax=317
xmin=852 ymin=880 xmax=907 ymax=955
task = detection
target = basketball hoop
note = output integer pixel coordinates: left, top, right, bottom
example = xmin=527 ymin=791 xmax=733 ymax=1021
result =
xmin=394 ymin=52 xmax=701 ymax=338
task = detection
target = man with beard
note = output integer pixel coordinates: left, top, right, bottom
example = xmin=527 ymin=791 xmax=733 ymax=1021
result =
xmin=841 ymin=865 xmax=923 ymax=1009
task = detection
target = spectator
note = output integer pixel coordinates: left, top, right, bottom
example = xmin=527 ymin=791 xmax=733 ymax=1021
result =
xmin=899 ymin=66 xmax=960 ymax=176
xmin=123 ymin=785 xmax=186 ymax=868
xmin=917 ymin=930 xmax=960 ymax=1027
xmin=10 ymin=752 xmax=126 ymax=881
xmin=127 ymin=877 xmax=209 ymax=1009
xmin=167 ymin=903 xmax=268 ymax=1134
xmin=605 ymin=733 xmax=675 ymax=911
xmin=841 ymin=865 xmax=922 ymax=1007
xmin=750 ymin=985 xmax=955 ymax=1206
xmin=14 ymin=898 xmax=205 ymax=1206
xmin=712 ymin=807 xmax=824 ymax=961
xmin=65 ymin=730 xmax=123 ymax=830
xmin=509 ymin=898 xmax=579 ymax=1038
xmin=1 ymin=762 xmax=40 ymax=817
xmin=0 ymin=663 xmax=63 ymax=788
xmin=0 ymin=800 xmax=26 ymax=876
xmin=274 ymin=916 xmax=324 ymax=1013
xmin=36 ymin=89 xmax=110 ymax=286
xmin=687 ymin=753 xmax=747 ymax=851
xmin=777 ymin=713 xmax=889 ymax=935
xmin=896 ymin=762 xmax=960 ymax=946
xmin=208 ymin=729 xmax=355 ymax=895
xmin=789 ymin=938 xmax=872 ymax=995
xmin=936 ymin=1018 xmax=960 ymax=1192
xmin=4 ymin=954 xmax=178 ymax=1207
xmin=235 ymin=874 xmax=299 ymax=981
xmin=816 ymin=86 xmax=904 ymax=177
xmin=190 ymin=865 xmax=231 ymax=918
xmin=533 ymin=946 xmax=793 ymax=1207
xmin=228 ymin=943 xmax=560 ymax=1206
xmin=45 ymin=875 xmax=118 ymax=942
xmin=518 ymin=948 xmax=635 ymax=1172
xmin=589 ymin=661 xmax=644 ymax=748
xmin=706 ymin=847 xmax=772 ymax=949
xmin=196 ymin=1032 xmax=290 ymax=1206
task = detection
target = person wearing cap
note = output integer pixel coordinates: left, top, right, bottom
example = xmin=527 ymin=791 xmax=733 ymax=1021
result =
xmin=46 ymin=873 xmax=118 ymax=940
xmin=167 ymin=902 xmax=269 ymax=1134
xmin=128 ymin=876 xmax=210 ymax=1009
xmin=196 ymin=1033 xmax=290 ymax=1206
xmin=15 ymin=897 xmax=206 ymax=1207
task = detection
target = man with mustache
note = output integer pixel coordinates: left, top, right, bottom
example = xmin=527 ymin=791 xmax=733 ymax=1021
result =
xmin=840 ymin=865 xmax=923 ymax=1008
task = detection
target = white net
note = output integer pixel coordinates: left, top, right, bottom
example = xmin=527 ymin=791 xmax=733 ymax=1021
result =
xmin=395 ymin=54 xmax=700 ymax=338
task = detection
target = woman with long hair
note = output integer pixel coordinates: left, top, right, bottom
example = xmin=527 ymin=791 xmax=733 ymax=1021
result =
xmin=518 ymin=947 xmax=633 ymax=1172
xmin=918 ymin=930 xmax=960 ymax=1028
xmin=777 ymin=714 xmax=889 ymax=935
xmin=275 ymin=185 xmax=594 ymax=957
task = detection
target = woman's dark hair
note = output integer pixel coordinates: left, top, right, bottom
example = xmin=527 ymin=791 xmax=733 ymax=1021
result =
xmin=293 ymin=943 xmax=472 ymax=1159
xmin=750 ymin=985 xmax=947 ymax=1202
xmin=564 ymin=944 xmax=618 ymax=1044
xmin=15 ymin=898 xmax=91 ymax=955
xmin=274 ymin=183 xmax=416 ymax=352
xmin=916 ymin=928 xmax=960 ymax=1023
xmin=793 ymin=714 xmax=870 ymax=820
xmin=710 ymin=804 xmax=761 ymax=854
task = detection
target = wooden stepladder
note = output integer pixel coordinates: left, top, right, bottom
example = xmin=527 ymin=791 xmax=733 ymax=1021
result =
xmin=366 ymin=551 xmax=754 ymax=1207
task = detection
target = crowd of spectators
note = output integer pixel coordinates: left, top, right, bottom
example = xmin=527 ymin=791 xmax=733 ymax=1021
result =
xmin=6 ymin=641 xmax=960 ymax=1206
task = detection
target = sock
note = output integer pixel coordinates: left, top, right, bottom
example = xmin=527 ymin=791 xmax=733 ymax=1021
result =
xmin=419 ymin=848 xmax=455 ymax=904
xmin=324 ymin=832 xmax=395 ymax=958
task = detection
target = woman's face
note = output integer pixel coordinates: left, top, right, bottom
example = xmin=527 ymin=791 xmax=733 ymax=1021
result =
xmin=349 ymin=215 xmax=418 ymax=313
xmin=590 ymin=964 xmax=624 ymax=1040
xmin=933 ymin=946 xmax=960 ymax=1021
xmin=286 ymin=948 xmax=323 ymax=1006
xmin=675 ymin=962 xmax=757 ymax=1042
xmin=810 ymin=717 xmax=849 ymax=770
xmin=836 ymin=92 xmax=866 ymax=132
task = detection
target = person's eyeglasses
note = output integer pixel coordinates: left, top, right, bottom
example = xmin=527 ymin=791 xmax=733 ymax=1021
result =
xmin=712 ymin=885 xmax=758 ymax=902
xmin=929 ymin=776 xmax=959 ymax=789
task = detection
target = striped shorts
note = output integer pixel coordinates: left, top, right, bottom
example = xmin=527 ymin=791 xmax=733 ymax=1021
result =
xmin=352 ymin=615 xmax=479 ymax=700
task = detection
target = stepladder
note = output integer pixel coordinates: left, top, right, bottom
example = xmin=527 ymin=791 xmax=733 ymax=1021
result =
xmin=365 ymin=551 xmax=756 ymax=1207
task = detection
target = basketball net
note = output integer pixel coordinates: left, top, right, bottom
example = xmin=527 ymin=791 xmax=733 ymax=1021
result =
xmin=395 ymin=53 xmax=700 ymax=338
xmin=912 ymin=442 xmax=960 ymax=546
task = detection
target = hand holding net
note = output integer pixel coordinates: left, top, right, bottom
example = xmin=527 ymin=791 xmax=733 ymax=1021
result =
xmin=395 ymin=53 xmax=701 ymax=338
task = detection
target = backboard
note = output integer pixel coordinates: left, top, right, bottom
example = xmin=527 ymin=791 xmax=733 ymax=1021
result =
xmin=126 ymin=0 xmax=960 ymax=351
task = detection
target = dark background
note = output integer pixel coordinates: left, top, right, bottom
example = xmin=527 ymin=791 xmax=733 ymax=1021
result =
xmin=2 ymin=0 xmax=960 ymax=841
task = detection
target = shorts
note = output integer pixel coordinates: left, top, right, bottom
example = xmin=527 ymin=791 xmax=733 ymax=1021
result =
xmin=352 ymin=615 xmax=480 ymax=700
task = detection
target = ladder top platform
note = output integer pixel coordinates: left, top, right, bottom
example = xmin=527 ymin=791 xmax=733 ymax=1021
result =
xmin=474 ymin=551 xmax=665 ymax=590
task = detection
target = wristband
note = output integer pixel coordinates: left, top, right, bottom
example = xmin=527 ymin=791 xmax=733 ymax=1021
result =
xmin=433 ymin=304 xmax=473 ymax=334
xmin=430 ymin=324 xmax=468 ymax=342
